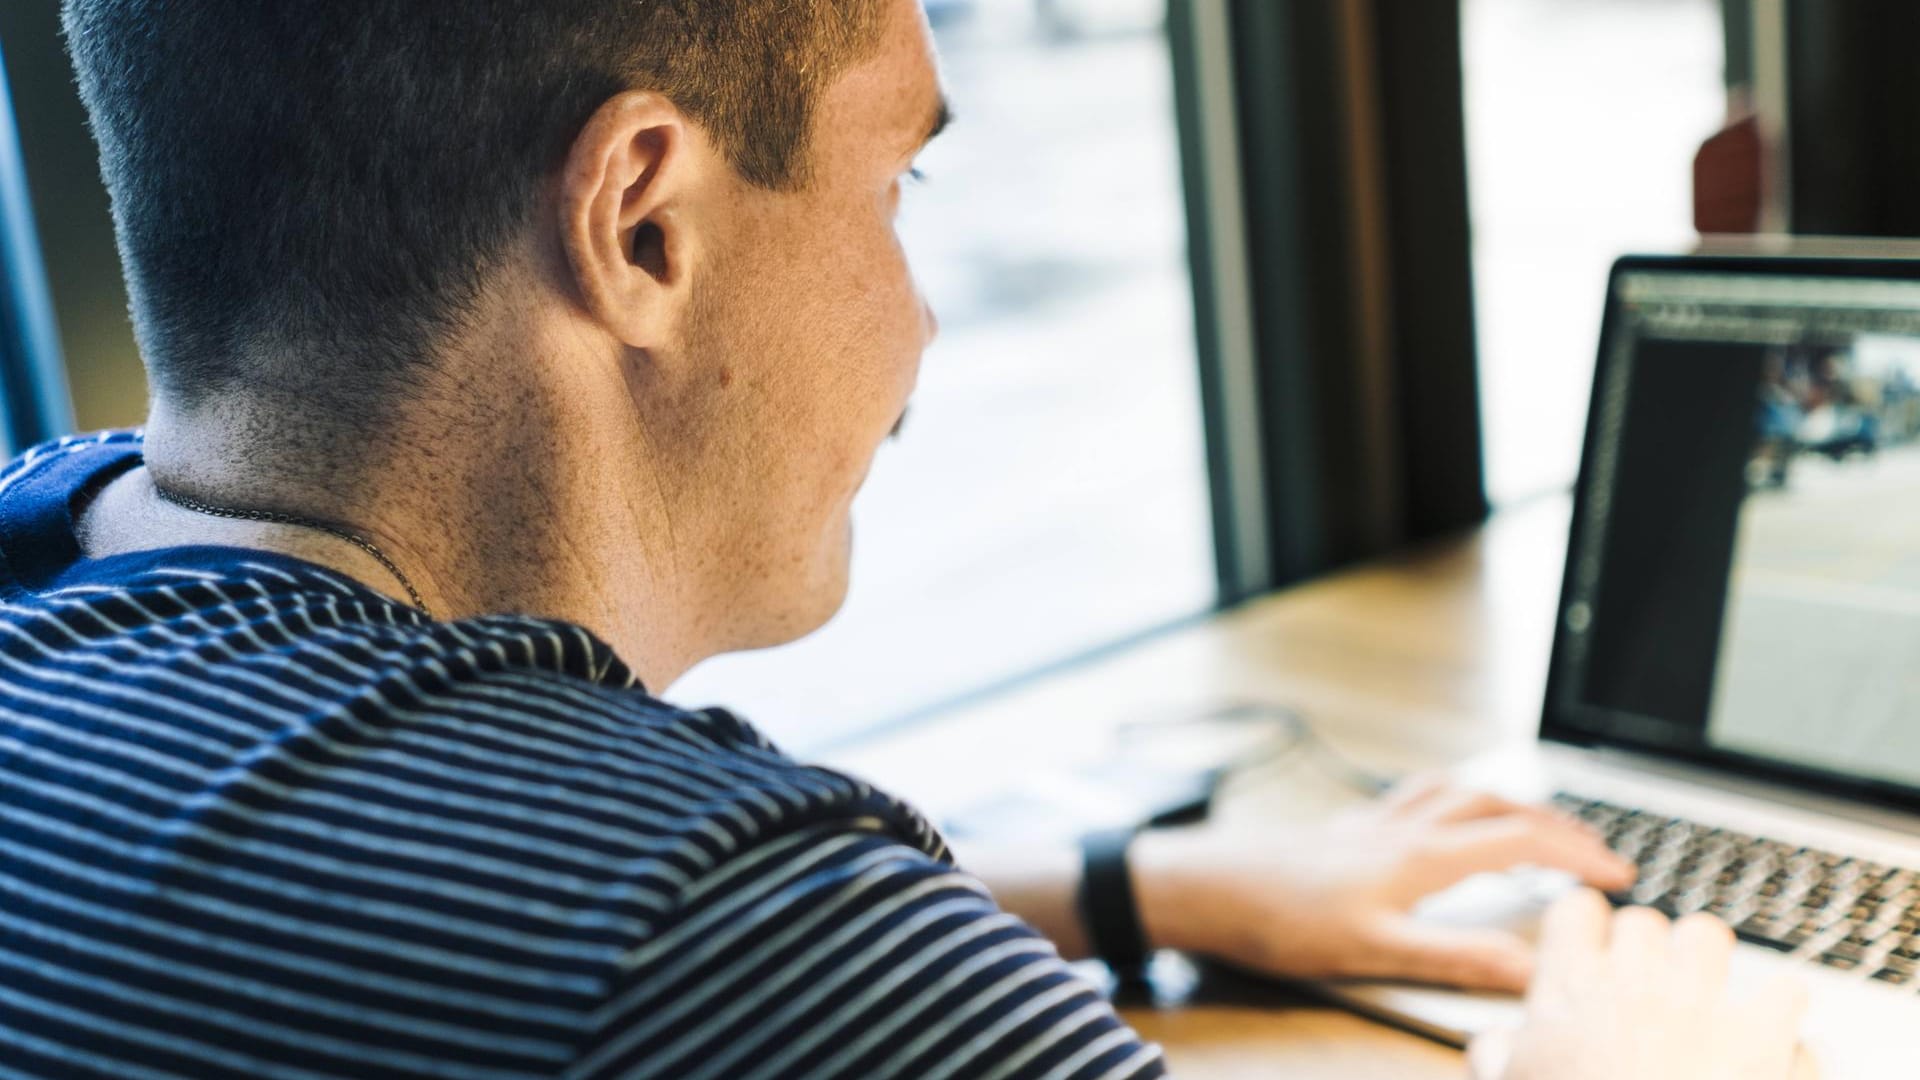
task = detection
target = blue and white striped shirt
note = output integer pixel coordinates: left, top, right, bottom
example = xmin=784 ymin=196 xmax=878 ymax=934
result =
xmin=0 ymin=431 xmax=1165 ymax=1079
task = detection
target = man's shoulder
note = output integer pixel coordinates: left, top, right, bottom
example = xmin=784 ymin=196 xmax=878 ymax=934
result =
xmin=197 ymin=604 xmax=957 ymax=901
xmin=291 ymin=613 xmax=954 ymax=868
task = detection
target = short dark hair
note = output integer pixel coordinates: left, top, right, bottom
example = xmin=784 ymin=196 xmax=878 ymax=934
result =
xmin=61 ymin=0 xmax=886 ymax=414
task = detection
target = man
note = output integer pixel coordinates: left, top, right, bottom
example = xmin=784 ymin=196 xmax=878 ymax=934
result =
xmin=0 ymin=0 xmax=1810 ymax=1075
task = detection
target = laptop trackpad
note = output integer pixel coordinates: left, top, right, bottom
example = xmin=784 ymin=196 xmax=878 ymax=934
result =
xmin=1309 ymin=867 xmax=1562 ymax=1045
xmin=1307 ymin=868 xmax=1915 ymax=1077
xmin=1315 ymin=868 xmax=1792 ymax=1041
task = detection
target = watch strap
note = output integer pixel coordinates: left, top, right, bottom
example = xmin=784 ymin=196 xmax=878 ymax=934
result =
xmin=1078 ymin=826 xmax=1151 ymax=975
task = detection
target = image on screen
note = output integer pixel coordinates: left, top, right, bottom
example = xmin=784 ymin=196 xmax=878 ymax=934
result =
xmin=1708 ymin=335 xmax=1920 ymax=785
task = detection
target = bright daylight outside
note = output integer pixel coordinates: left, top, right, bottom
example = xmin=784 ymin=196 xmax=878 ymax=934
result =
xmin=1465 ymin=0 xmax=1727 ymax=504
xmin=670 ymin=0 xmax=1215 ymax=749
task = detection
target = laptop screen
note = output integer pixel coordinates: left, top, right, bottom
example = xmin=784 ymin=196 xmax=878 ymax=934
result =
xmin=1544 ymin=257 xmax=1920 ymax=805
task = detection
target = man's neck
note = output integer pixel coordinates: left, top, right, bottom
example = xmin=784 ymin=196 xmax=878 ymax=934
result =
xmin=80 ymin=463 xmax=436 ymax=610
xmin=75 ymin=395 xmax=703 ymax=691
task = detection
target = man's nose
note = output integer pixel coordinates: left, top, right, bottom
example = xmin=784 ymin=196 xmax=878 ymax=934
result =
xmin=922 ymin=297 xmax=940 ymax=347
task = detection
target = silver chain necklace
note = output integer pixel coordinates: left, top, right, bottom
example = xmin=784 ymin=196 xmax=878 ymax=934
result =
xmin=151 ymin=484 xmax=436 ymax=619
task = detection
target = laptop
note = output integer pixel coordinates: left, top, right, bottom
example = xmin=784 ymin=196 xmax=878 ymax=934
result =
xmin=1317 ymin=254 xmax=1920 ymax=1077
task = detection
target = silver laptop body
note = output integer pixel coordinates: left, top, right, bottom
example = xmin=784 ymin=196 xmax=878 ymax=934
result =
xmin=1323 ymin=255 xmax=1920 ymax=1078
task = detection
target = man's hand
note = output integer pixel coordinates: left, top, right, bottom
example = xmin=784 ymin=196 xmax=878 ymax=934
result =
xmin=1128 ymin=778 xmax=1637 ymax=991
xmin=1468 ymin=889 xmax=1816 ymax=1079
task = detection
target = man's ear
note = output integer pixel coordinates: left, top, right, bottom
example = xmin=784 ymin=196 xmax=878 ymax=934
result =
xmin=559 ymin=91 xmax=699 ymax=349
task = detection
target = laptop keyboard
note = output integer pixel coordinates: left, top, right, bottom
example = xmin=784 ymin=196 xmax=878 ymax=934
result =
xmin=1554 ymin=793 xmax=1920 ymax=987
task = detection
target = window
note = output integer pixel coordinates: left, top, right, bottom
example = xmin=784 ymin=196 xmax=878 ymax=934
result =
xmin=669 ymin=1 xmax=1215 ymax=748
xmin=1463 ymin=0 xmax=1726 ymax=504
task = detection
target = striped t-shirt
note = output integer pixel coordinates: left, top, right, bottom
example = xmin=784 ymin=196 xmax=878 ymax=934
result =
xmin=0 ymin=432 xmax=1165 ymax=1079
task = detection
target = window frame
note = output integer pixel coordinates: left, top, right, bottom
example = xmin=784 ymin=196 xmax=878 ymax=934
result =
xmin=1170 ymin=0 xmax=1489 ymax=603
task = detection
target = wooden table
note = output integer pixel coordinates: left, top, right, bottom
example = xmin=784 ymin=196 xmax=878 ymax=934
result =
xmin=830 ymin=497 xmax=1572 ymax=1077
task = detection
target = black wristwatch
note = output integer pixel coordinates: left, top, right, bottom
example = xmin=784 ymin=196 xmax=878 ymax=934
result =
xmin=1077 ymin=826 xmax=1152 ymax=977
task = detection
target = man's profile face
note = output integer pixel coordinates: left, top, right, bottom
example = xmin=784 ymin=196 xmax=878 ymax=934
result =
xmin=671 ymin=0 xmax=946 ymax=657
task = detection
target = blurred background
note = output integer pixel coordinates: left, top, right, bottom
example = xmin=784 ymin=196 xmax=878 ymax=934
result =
xmin=1 ymin=0 xmax=1910 ymax=751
